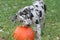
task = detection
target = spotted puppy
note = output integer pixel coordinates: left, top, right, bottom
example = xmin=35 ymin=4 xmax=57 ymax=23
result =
xmin=12 ymin=0 xmax=46 ymax=40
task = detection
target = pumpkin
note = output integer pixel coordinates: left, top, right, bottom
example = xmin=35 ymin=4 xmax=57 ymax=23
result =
xmin=13 ymin=25 xmax=34 ymax=40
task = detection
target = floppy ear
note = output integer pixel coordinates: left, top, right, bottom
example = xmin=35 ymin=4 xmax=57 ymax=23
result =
xmin=12 ymin=14 xmax=17 ymax=23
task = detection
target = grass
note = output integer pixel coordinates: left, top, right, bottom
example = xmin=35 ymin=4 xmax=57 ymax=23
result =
xmin=0 ymin=0 xmax=60 ymax=40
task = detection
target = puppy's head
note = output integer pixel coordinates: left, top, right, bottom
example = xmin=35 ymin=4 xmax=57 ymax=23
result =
xmin=12 ymin=6 xmax=32 ymax=26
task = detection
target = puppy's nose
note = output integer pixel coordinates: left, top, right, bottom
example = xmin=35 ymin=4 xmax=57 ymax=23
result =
xmin=20 ymin=20 xmax=23 ymax=22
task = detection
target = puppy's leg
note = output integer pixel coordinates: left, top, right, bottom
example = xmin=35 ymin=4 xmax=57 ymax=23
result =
xmin=40 ymin=15 xmax=45 ymax=27
xmin=36 ymin=23 xmax=41 ymax=40
xmin=33 ymin=19 xmax=41 ymax=40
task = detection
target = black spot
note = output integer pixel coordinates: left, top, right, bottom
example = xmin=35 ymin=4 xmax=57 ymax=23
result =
xmin=23 ymin=8 xmax=28 ymax=12
xmin=20 ymin=12 xmax=23 ymax=15
xmin=30 ymin=8 xmax=34 ymax=10
xmin=41 ymin=5 xmax=46 ymax=13
xmin=30 ymin=13 xmax=34 ymax=20
xmin=23 ymin=10 xmax=27 ymax=15
xmin=41 ymin=6 xmax=44 ymax=9
xmin=39 ymin=11 xmax=42 ymax=17
xmin=35 ymin=9 xmax=39 ymax=11
xmin=35 ymin=20 xmax=39 ymax=24
xmin=23 ymin=8 xmax=29 ymax=15
xmin=23 ymin=10 xmax=26 ymax=12
xmin=44 ymin=4 xmax=46 ymax=12
xmin=35 ymin=5 xmax=38 ymax=7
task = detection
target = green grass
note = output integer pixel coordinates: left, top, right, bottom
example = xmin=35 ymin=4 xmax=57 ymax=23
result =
xmin=0 ymin=0 xmax=60 ymax=40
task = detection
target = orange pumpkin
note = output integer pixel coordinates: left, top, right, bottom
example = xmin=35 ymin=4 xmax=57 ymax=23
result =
xmin=14 ymin=25 xmax=34 ymax=40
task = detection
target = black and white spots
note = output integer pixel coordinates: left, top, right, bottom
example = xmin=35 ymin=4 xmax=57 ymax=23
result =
xmin=35 ymin=20 xmax=39 ymax=24
xmin=12 ymin=0 xmax=46 ymax=40
xmin=39 ymin=11 xmax=42 ymax=17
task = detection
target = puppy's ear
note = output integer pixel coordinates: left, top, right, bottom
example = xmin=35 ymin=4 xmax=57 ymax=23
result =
xmin=12 ymin=14 xmax=17 ymax=23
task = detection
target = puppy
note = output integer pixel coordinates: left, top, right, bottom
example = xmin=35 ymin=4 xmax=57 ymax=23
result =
xmin=12 ymin=0 xmax=46 ymax=40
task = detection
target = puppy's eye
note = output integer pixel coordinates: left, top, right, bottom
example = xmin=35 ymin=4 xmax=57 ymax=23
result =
xmin=23 ymin=10 xmax=28 ymax=15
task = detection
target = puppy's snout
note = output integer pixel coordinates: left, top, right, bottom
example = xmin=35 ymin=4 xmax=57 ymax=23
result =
xmin=12 ymin=15 xmax=17 ymax=22
xmin=20 ymin=20 xmax=23 ymax=22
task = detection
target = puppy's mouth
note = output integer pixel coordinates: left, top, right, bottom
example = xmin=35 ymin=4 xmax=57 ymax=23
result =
xmin=20 ymin=20 xmax=23 ymax=22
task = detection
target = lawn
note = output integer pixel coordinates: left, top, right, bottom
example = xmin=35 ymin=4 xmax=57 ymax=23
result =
xmin=0 ymin=0 xmax=60 ymax=40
